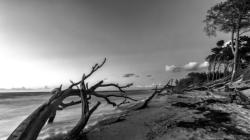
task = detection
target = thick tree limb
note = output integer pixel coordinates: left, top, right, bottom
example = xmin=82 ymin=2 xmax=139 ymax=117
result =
xmin=65 ymin=102 xmax=101 ymax=140
xmin=60 ymin=100 xmax=82 ymax=109
xmin=65 ymin=75 xmax=100 ymax=140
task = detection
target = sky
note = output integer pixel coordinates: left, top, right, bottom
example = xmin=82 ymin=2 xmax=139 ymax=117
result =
xmin=0 ymin=0 xmax=228 ymax=89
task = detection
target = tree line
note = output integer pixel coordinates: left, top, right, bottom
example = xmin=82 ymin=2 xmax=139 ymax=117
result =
xmin=176 ymin=0 xmax=250 ymax=89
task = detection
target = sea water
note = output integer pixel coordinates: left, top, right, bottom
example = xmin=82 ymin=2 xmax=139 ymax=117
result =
xmin=0 ymin=90 xmax=151 ymax=140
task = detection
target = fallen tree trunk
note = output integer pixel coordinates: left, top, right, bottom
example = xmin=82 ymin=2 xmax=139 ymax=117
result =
xmin=7 ymin=87 xmax=81 ymax=140
xmin=7 ymin=58 xmax=137 ymax=140
xmin=137 ymin=84 xmax=170 ymax=110
xmin=7 ymin=103 xmax=54 ymax=140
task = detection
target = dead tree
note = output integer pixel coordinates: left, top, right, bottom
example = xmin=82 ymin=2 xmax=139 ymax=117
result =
xmin=7 ymin=58 xmax=137 ymax=140
xmin=137 ymin=84 xmax=170 ymax=110
xmin=156 ymin=79 xmax=176 ymax=96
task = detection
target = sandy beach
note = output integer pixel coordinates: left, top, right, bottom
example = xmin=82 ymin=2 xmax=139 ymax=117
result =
xmin=0 ymin=90 xmax=151 ymax=140
xmin=85 ymin=91 xmax=250 ymax=140
xmin=4 ymin=89 xmax=250 ymax=140
xmin=2 ymin=0 xmax=250 ymax=140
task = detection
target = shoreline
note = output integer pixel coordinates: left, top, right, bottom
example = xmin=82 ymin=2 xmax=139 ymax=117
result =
xmin=4 ymin=89 xmax=250 ymax=140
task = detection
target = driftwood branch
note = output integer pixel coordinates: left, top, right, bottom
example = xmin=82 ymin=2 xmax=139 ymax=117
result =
xmin=92 ymin=91 xmax=117 ymax=106
xmin=138 ymin=84 xmax=170 ymax=110
xmin=64 ymin=78 xmax=101 ymax=140
xmin=68 ymin=58 xmax=106 ymax=89
xmin=99 ymin=83 xmax=133 ymax=93
xmin=7 ymin=58 xmax=137 ymax=140
xmin=60 ymin=100 xmax=82 ymax=109
xmin=90 ymin=82 xmax=137 ymax=106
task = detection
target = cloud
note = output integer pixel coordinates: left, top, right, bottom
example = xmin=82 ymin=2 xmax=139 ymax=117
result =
xmin=165 ymin=65 xmax=182 ymax=73
xmin=199 ymin=61 xmax=209 ymax=68
xmin=183 ymin=62 xmax=199 ymax=71
xmin=165 ymin=61 xmax=209 ymax=73
xmin=123 ymin=73 xmax=140 ymax=78
xmin=123 ymin=73 xmax=135 ymax=78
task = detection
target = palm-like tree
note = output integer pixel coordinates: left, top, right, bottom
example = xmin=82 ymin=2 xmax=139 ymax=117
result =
xmin=221 ymin=45 xmax=234 ymax=76
xmin=238 ymin=36 xmax=250 ymax=68
xmin=206 ymin=36 xmax=250 ymax=82
xmin=206 ymin=40 xmax=224 ymax=81
xmin=206 ymin=53 xmax=217 ymax=81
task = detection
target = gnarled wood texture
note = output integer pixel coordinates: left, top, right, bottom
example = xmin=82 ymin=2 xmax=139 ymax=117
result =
xmin=7 ymin=58 xmax=137 ymax=140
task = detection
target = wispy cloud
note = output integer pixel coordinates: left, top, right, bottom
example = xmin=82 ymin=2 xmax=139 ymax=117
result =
xmin=165 ymin=61 xmax=209 ymax=73
xmin=199 ymin=61 xmax=209 ymax=69
xmin=165 ymin=65 xmax=182 ymax=73
xmin=123 ymin=73 xmax=140 ymax=78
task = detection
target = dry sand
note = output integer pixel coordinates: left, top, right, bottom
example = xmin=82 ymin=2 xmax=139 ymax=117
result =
xmin=85 ymin=91 xmax=250 ymax=140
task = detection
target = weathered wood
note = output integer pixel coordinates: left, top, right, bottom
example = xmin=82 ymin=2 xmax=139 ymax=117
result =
xmin=137 ymin=84 xmax=170 ymax=110
xmin=7 ymin=103 xmax=51 ymax=140
xmin=7 ymin=88 xmax=77 ymax=140
xmin=7 ymin=59 xmax=137 ymax=140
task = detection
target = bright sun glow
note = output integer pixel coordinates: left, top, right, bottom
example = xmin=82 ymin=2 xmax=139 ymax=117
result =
xmin=0 ymin=46 xmax=110 ymax=89
xmin=0 ymin=54 xmax=54 ymax=89
xmin=0 ymin=45 xmax=66 ymax=89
